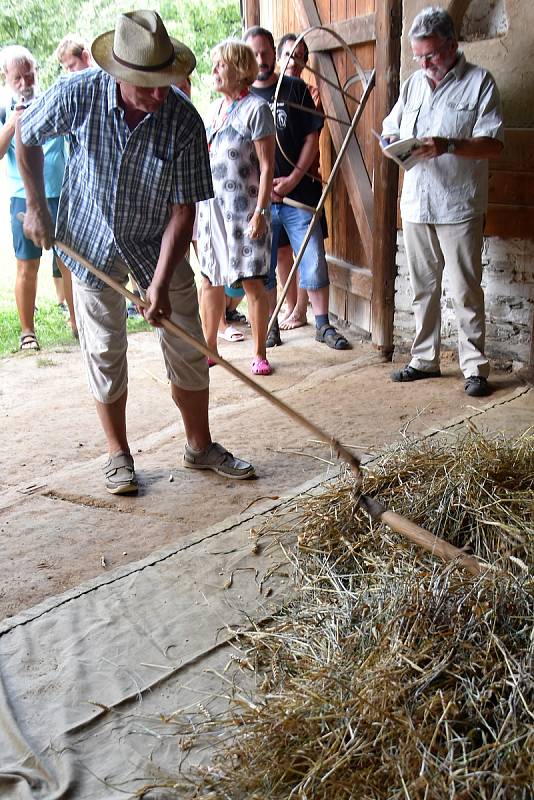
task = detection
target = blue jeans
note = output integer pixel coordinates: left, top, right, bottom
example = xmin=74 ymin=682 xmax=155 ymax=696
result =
xmin=268 ymin=203 xmax=329 ymax=291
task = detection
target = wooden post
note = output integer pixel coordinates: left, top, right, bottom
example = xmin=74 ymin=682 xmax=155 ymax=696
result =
xmin=371 ymin=0 xmax=402 ymax=358
xmin=294 ymin=0 xmax=376 ymax=265
xmin=242 ymin=0 xmax=260 ymax=30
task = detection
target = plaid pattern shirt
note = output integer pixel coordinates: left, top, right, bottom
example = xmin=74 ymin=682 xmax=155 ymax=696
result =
xmin=20 ymin=68 xmax=213 ymax=289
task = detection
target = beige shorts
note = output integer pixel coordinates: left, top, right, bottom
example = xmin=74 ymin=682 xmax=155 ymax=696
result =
xmin=73 ymin=258 xmax=209 ymax=404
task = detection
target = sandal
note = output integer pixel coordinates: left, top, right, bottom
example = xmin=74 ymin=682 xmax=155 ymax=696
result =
xmin=251 ymin=357 xmax=272 ymax=376
xmin=315 ymin=324 xmax=350 ymax=350
xmin=19 ymin=333 xmax=40 ymax=351
xmin=226 ymin=309 xmax=247 ymax=324
xmin=218 ymin=325 xmax=245 ymax=343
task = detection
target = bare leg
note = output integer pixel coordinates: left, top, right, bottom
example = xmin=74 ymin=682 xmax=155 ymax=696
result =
xmin=200 ymin=278 xmax=225 ymax=354
xmin=280 ymin=285 xmax=309 ymax=329
xmin=53 ymin=276 xmax=65 ymax=305
xmin=307 ymin=286 xmax=329 ymax=317
xmin=95 ymin=389 xmax=129 ymax=455
xmin=57 ymin=258 xmax=78 ymax=336
xmin=15 ymin=258 xmax=39 ymax=336
xmin=277 ymin=246 xmax=309 ymax=330
xmin=243 ymin=278 xmax=268 ymax=361
xmin=171 ymin=385 xmax=211 ymax=451
xmin=277 ymin=245 xmax=297 ymax=318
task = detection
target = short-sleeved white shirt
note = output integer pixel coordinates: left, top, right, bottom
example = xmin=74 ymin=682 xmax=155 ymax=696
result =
xmin=382 ymin=53 xmax=504 ymax=224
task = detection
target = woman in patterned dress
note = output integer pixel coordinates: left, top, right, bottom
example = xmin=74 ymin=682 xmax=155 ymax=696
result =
xmin=198 ymin=39 xmax=275 ymax=375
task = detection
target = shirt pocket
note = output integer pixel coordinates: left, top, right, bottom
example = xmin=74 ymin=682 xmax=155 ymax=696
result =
xmin=400 ymin=102 xmax=422 ymax=138
xmin=136 ymin=154 xmax=173 ymax=224
xmin=442 ymin=101 xmax=477 ymax=138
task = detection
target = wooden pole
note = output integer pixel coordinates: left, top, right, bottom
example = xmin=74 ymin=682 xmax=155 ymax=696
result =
xmin=371 ymin=0 xmax=402 ymax=359
xmin=268 ymin=71 xmax=375 ymax=334
xmin=242 ymin=0 xmax=260 ymax=30
xmin=360 ymin=495 xmax=482 ymax=576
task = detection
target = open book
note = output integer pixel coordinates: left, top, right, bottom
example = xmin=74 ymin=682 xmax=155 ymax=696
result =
xmin=373 ymin=130 xmax=423 ymax=171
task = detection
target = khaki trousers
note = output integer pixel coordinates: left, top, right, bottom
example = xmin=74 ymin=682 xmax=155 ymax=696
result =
xmin=403 ymin=218 xmax=489 ymax=379
xmin=74 ymin=258 xmax=209 ymax=403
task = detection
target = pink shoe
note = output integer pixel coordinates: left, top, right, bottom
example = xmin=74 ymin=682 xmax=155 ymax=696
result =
xmin=207 ymin=357 xmax=217 ymax=368
xmin=251 ymin=357 xmax=272 ymax=376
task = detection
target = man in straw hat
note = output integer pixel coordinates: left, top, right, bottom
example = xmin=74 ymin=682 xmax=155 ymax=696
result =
xmin=16 ymin=10 xmax=255 ymax=494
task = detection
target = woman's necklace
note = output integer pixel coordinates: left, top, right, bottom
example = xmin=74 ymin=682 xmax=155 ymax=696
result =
xmin=211 ymin=88 xmax=249 ymax=137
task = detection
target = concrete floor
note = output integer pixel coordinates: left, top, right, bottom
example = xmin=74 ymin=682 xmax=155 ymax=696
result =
xmin=0 ymin=323 xmax=531 ymax=622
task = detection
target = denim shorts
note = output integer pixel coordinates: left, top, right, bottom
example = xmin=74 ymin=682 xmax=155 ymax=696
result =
xmin=268 ymin=203 xmax=329 ymax=291
xmin=10 ymin=196 xmax=59 ymax=262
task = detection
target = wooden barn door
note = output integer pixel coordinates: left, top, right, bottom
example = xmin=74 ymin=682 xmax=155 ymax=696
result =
xmin=244 ymin=0 xmax=402 ymax=357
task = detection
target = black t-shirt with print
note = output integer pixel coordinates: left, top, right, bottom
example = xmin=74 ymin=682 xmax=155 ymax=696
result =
xmin=251 ymin=75 xmax=323 ymax=207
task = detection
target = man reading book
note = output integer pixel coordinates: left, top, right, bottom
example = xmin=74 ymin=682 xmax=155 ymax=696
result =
xmin=382 ymin=6 xmax=504 ymax=397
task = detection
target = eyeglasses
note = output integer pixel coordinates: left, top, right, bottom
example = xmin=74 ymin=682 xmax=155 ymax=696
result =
xmin=412 ymin=44 xmax=447 ymax=63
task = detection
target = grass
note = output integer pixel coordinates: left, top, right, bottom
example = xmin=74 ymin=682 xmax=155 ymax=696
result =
xmin=0 ymin=300 xmax=151 ymax=358
xmin=0 ymin=303 xmax=73 ymax=356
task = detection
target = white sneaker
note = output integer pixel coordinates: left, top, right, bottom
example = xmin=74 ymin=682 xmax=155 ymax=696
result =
xmin=183 ymin=442 xmax=255 ymax=479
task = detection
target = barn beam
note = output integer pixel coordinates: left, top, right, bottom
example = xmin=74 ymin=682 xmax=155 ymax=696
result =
xmin=242 ymin=0 xmax=260 ymax=30
xmin=371 ymin=0 xmax=402 ymax=356
xmin=294 ymin=0 xmax=375 ymax=264
xmin=306 ymin=14 xmax=376 ymax=50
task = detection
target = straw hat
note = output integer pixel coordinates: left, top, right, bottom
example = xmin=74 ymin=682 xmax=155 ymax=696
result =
xmin=91 ymin=10 xmax=195 ymax=88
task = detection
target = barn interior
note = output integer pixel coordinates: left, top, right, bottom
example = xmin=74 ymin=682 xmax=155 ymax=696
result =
xmin=0 ymin=1 xmax=532 ymax=798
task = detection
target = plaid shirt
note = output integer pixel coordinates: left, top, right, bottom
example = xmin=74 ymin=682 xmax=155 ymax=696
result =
xmin=20 ymin=68 xmax=213 ymax=288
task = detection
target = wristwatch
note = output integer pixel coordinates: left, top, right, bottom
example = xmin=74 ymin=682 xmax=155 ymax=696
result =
xmin=255 ymin=207 xmax=270 ymax=215
xmin=447 ymin=139 xmax=456 ymax=154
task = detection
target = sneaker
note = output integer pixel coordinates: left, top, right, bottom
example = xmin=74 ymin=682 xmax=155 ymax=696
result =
xmin=57 ymin=302 xmax=69 ymax=317
xmin=183 ymin=442 xmax=255 ymax=479
xmin=391 ymin=365 xmax=441 ymax=382
xmin=103 ymin=452 xmax=138 ymax=494
xmin=266 ymin=320 xmax=282 ymax=348
xmin=464 ymin=376 xmax=490 ymax=397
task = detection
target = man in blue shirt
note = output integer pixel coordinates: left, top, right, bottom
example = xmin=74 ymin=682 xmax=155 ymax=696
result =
xmin=0 ymin=45 xmax=69 ymax=349
xmin=16 ymin=11 xmax=254 ymax=494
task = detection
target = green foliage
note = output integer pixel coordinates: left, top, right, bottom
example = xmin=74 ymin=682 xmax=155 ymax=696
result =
xmin=0 ymin=302 xmax=75 ymax=356
xmin=0 ymin=0 xmax=241 ymax=95
xmin=0 ymin=301 xmax=150 ymax=358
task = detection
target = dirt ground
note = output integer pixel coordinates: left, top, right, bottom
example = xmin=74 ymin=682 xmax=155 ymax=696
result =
xmin=0 ymin=320 xmax=529 ymax=622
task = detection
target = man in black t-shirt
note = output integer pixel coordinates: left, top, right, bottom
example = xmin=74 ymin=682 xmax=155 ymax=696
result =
xmin=244 ymin=26 xmax=349 ymax=351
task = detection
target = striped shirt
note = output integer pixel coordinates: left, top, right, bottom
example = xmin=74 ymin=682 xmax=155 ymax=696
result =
xmin=20 ymin=68 xmax=213 ymax=288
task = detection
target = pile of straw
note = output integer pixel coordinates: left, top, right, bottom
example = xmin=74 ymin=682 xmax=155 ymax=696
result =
xmin=163 ymin=431 xmax=534 ymax=799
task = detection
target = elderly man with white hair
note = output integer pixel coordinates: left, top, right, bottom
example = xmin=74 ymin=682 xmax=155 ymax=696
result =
xmin=16 ymin=10 xmax=254 ymax=494
xmin=383 ymin=6 xmax=504 ymax=397
xmin=0 ymin=45 xmax=72 ymax=348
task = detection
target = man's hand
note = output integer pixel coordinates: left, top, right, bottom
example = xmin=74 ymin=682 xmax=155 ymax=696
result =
xmin=143 ymin=281 xmax=171 ymax=328
xmin=272 ymin=175 xmax=296 ymax=201
xmin=22 ymin=203 xmax=54 ymax=249
xmin=412 ymin=137 xmax=448 ymax=160
xmin=8 ymin=106 xmax=25 ymax=129
xmin=0 ymin=107 xmax=25 ymax=159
